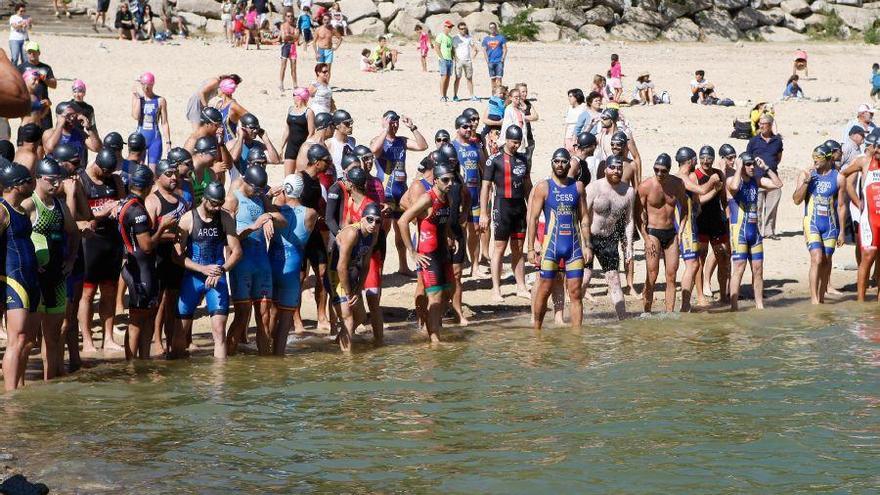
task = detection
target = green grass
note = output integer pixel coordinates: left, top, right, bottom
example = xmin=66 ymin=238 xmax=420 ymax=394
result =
xmin=806 ymin=9 xmax=846 ymax=40
xmin=500 ymin=8 xmax=539 ymax=41
xmin=865 ymin=19 xmax=880 ymax=44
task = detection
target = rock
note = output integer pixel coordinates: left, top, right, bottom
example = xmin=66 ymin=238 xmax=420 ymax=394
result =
xmin=426 ymin=0 xmax=453 ymax=15
xmin=560 ymin=26 xmax=579 ymax=40
xmin=662 ymin=17 xmax=700 ymax=41
xmin=0 ymin=474 xmax=49 ymax=495
xmin=0 ymin=452 xmax=13 ymax=461
xmin=498 ymin=2 xmax=524 ymax=22
xmin=377 ymin=2 xmax=401 ymax=22
xmin=554 ymin=5 xmax=588 ymax=29
xmin=759 ymin=7 xmax=785 ymax=25
xmin=205 ymin=18 xmax=225 ymax=34
xmin=832 ymin=5 xmax=880 ymax=30
xmin=462 ymin=11 xmax=500 ymax=32
xmin=578 ymin=23 xmax=609 ymax=40
xmin=338 ymin=0 xmax=378 ymax=23
xmin=714 ymin=0 xmax=749 ymax=9
xmin=388 ymin=10 xmax=421 ymax=37
xmin=696 ymin=8 xmax=741 ymax=41
xmin=598 ymin=0 xmax=626 ymax=14
xmin=623 ymin=6 xmax=671 ymax=27
xmin=734 ymin=7 xmax=761 ymax=30
xmin=663 ymin=0 xmax=712 ymax=18
xmin=835 ymin=0 xmax=863 ymax=6
xmin=450 ymin=1 xmax=481 ymax=16
xmin=528 ymin=0 xmax=549 ymax=6
xmin=755 ymin=24 xmax=809 ymax=41
xmin=534 ymin=21 xmax=561 ymax=41
xmin=394 ymin=0 xmax=426 ymax=19
xmin=349 ymin=16 xmax=386 ymax=36
xmin=803 ymin=12 xmax=827 ymax=26
xmin=176 ymin=0 xmax=222 ymax=20
xmin=424 ymin=12 xmax=463 ymax=34
xmin=528 ymin=7 xmax=556 ymax=23
xmin=783 ymin=13 xmax=806 ymax=32
xmin=178 ymin=11 xmax=207 ymax=29
xmin=810 ymin=0 xmax=830 ymax=13
xmin=780 ymin=0 xmax=811 ymax=17
xmin=750 ymin=0 xmax=782 ymax=6
xmin=583 ymin=5 xmax=615 ymax=26
xmin=609 ymin=21 xmax=660 ymax=41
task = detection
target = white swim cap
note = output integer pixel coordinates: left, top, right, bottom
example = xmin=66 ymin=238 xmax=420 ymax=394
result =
xmin=283 ymin=173 xmax=304 ymax=198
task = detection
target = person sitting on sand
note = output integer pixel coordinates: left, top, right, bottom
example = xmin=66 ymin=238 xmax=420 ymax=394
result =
xmin=371 ymin=36 xmax=398 ymax=71
xmin=690 ymin=70 xmax=712 ymax=104
xmin=632 ymin=71 xmax=655 ymax=106
xmin=783 ymin=75 xmax=805 ymax=100
xmin=750 ymin=102 xmax=775 ymax=137
xmin=360 ymin=49 xmax=376 ymax=72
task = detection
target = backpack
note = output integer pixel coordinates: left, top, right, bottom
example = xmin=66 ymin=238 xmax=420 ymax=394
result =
xmin=731 ymin=119 xmax=752 ymax=140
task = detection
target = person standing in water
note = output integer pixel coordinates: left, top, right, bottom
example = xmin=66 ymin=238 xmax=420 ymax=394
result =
xmin=130 ymin=72 xmax=171 ymax=167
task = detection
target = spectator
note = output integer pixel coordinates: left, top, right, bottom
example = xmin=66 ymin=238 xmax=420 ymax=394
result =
xmin=329 ymin=2 xmax=347 ymax=35
xmin=253 ymin=0 xmax=270 ymax=30
xmin=8 ymin=4 xmax=30 ymax=67
xmin=17 ymin=41 xmax=56 ymax=129
xmin=481 ymin=22 xmax=506 ymax=92
xmin=498 ymin=86 xmax=527 ymax=154
xmin=160 ymin=0 xmax=188 ymax=37
xmin=142 ymin=4 xmax=157 ymax=41
xmin=746 ymin=114 xmax=784 ymax=238
xmin=573 ymin=91 xmax=602 ymax=136
xmin=563 ymin=88 xmax=586 ymax=150
xmin=298 ymin=6 xmax=314 ymax=52
xmin=690 ymin=70 xmax=713 ymax=104
xmin=360 ymin=49 xmax=376 ymax=72
xmin=279 ymin=12 xmax=300 ymax=89
xmin=841 ymin=126 xmax=865 ymax=169
xmin=53 ymin=0 xmax=70 ymax=18
xmin=371 ymin=36 xmax=398 ymax=71
xmin=482 ymin=84 xmax=506 ymax=131
xmin=232 ymin=12 xmax=246 ymax=47
xmin=95 ymin=0 xmax=110 ymax=31
xmin=632 ymin=71 xmax=655 ymax=105
xmin=129 ymin=0 xmax=144 ymax=29
xmin=435 ymin=20 xmax=454 ymax=102
xmin=871 ymin=63 xmax=880 ymax=104
xmin=245 ymin=5 xmax=260 ymax=50
xmin=793 ymin=48 xmax=808 ymax=78
xmin=607 ymin=53 xmax=623 ymax=103
xmin=281 ymin=0 xmax=294 ymax=16
xmin=750 ymin=102 xmax=775 ymax=136
xmin=841 ymin=104 xmax=876 ymax=143
xmin=220 ymin=0 xmax=234 ymax=43
xmin=309 ymin=63 xmax=334 ymax=114
xmin=415 ymin=25 xmax=430 ymax=73
xmin=116 ymin=2 xmax=137 ymax=41
xmin=452 ymin=22 xmax=477 ymax=102
xmin=592 ymin=74 xmax=611 ymax=103
xmin=782 ymin=75 xmax=804 ymax=100
xmin=517 ymin=82 xmax=538 ymax=163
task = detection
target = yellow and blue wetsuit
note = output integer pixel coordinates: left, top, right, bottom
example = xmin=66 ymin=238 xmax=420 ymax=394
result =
xmin=729 ymin=178 xmax=763 ymax=261
xmin=375 ymin=136 xmax=408 ymax=218
xmin=540 ymin=178 xmax=584 ymax=279
xmin=803 ymin=169 xmax=840 ymax=255
xmin=452 ymin=139 xmax=482 ymax=223
xmin=677 ymin=191 xmax=699 ymax=261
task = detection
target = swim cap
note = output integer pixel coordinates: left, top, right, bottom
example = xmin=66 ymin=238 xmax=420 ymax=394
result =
xmin=346 ymin=165 xmax=367 ymax=189
xmin=292 ymin=87 xmax=310 ymax=102
xmin=155 ymin=159 xmax=178 ymax=176
xmin=0 ymin=141 xmax=13 ymax=161
xmin=129 ymin=165 xmax=154 ymax=189
xmin=139 ymin=72 xmax=155 ymax=85
xmin=247 ymin=147 xmax=268 ymax=165
xmin=240 ymin=113 xmax=260 ymax=130
xmin=55 ymin=101 xmax=79 ymax=115
xmin=739 ymin=152 xmax=756 ymax=164
xmin=718 ymin=143 xmax=736 ymax=158
xmin=167 ymin=147 xmax=192 ymax=165
xmin=243 ymin=164 xmax=268 ymax=189
xmin=314 ymin=112 xmax=333 ymax=130
xmin=606 ymin=155 xmax=624 ymax=168
xmin=383 ymin=110 xmax=400 ymax=121
xmin=699 ymin=145 xmax=715 ymax=159
xmin=675 ymin=147 xmax=696 ymax=164
xmin=219 ymin=78 xmax=237 ymax=95
xmin=435 ymin=129 xmax=451 ymax=141
xmin=438 ymin=142 xmax=458 ymax=163
xmin=421 ymin=150 xmax=445 ymax=172
xmin=72 ymin=79 xmax=86 ymax=92
xmin=283 ymin=174 xmax=304 ymax=198
xmin=576 ymin=132 xmax=597 ymax=149
xmin=0 ymin=161 xmax=30 ymax=187
xmin=505 ymin=125 xmax=523 ymax=141
xmin=203 ymin=181 xmax=226 ymax=202
xmin=200 ymin=107 xmax=223 ymax=125
xmin=103 ymin=132 xmax=124 ymax=151
xmin=610 ymin=131 xmax=628 ymax=145
xmin=128 ymin=132 xmax=146 ymax=152
xmin=18 ymin=123 xmax=42 ymax=144
xmin=654 ymin=153 xmax=672 ymax=169
xmin=813 ymin=144 xmax=832 ymax=159
xmin=95 ymin=149 xmax=117 ymax=171
xmin=433 ymin=163 xmax=454 ymax=179
xmin=332 ymin=109 xmax=353 ymax=126
xmin=601 ymin=108 xmax=619 ymax=121
xmin=552 ymin=148 xmax=571 ymax=161
xmin=36 ymin=157 xmax=62 ymax=177
xmin=306 ymin=143 xmax=331 ymax=163
xmin=341 ymin=153 xmax=359 ymax=171
xmin=462 ymin=107 xmax=479 ymax=120
xmin=824 ymin=139 xmax=841 ymax=152
xmin=195 ymin=135 xmax=219 ymax=155
xmin=353 ymin=144 xmax=373 ymax=160
xmin=455 ymin=115 xmax=470 ymax=129
xmin=362 ymin=202 xmax=382 ymax=219
xmin=52 ymin=143 xmax=79 ymax=163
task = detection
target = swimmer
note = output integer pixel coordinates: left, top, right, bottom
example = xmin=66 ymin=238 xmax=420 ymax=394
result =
xmin=130 ymin=72 xmax=171 ymax=166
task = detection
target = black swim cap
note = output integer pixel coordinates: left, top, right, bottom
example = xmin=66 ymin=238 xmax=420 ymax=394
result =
xmin=167 ymin=147 xmax=192 ymax=165
xmin=422 ymin=150 xmax=445 ymax=172
xmin=247 ymin=147 xmax=268 ymax=165
xmin=128 ymin=132 xmax=146 ymax=152
xmin=243 ymin=164 xmax=268 ymax=189
xmin=0 ymin=141 xmax=12 ymax=161
xmin=505 ymin=125 xmax=523 ymax=141
xmin=824 ymin=139 xmax=841 ymax=152
xmin=306 ymin=143 xmax=331 ymax=163
xmin=240 ymin=113 xmax=260 ymax=129
xmin=455 ymin=115 xmax=470 ymax=129
xmin=0 ymin=161 xmax=30 ymax=187
xmin=813 ymin=144 xmax=832 ymax=158
xmin=200 ymin=107 xmax=223 ymax=125
xmin=203 ymin=181 xmax=226 ymax=202
xmin=462 ymin=107 xmax=479 ymax=120
xmin=699 ymin=145 xmax=715 ymax=158
xmin=719 ymin=143 xmax=736 ymax=158
xmin=52 ymin=143 xmax=79 ymax=163
xmin=610 ymin=131 xmax=628 ymax=145
xmin=18 ymin=123 xmax=42 ymax=144
xmin=576 ymin=132 xmax=597 ymax=149
xmin=739 ymin=152 xmax=756 ymax=164
xmin=155 ymin=159 xmax=178 ymax=176
xmin=654 ymin=153 xmax=672 ymax=169
xmin=362 ymin=202 xmax=382 ymax=219
xmin=552 ymin=148 xmax=571 ymax=161
xmin=55 ymin=101 xmax=77 ymax=115
xmin=606 ymin=155 xmax=624 ymax=168
xmin=36 ymin=157 xmax=62 ymax=177
xmin=195 ymin=135 xmax=219 ymax=154
xmin=129 ymin=165 xmax=154 ymax=189
xmin=103 ymin=132 xmax=124 ymax=151
xmin=675 ymin=147 xmax=696 ymax=164
xmin=383 ymin=110 xmax=400 ymax=121
xmin=95 ymin=149 xmax=117 ymax=171
xmin=433 ymin=163 xmax=454 ymax=179
xmin=601 ymin=108 xmax=619 ymax=121
xmin=435 ymin=129 xmax=451 ymax=141
xmin=438 ymin=142 xmax=458 ymax=163
xmin=346 ymin=165 xmax=367 ymax=189
xmin=314 ymin=112 xmax=333 ymax=130
xmin=353 ymin=144 xmax=373 ymax=160
xmin=332 ymin=109 xmax=353 ymax=126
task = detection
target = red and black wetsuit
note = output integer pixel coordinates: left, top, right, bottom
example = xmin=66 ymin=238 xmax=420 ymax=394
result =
xmin=417 ymin=188 xmax=452 ymax=293
xmin=484 ymin=150 xmax=530 ymax=241
xmin=118 ymin=194 xmax=159 ymax=310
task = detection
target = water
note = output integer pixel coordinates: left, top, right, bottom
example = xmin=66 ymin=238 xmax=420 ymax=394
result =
xmin=2 ymin=303 xmax=880 ymax=493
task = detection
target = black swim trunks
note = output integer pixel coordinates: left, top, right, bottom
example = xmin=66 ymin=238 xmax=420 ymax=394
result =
xmin=648 ymin=227 xmax=676 ymax=250
xmin=587 ymin=234 xmax=620 ymax=272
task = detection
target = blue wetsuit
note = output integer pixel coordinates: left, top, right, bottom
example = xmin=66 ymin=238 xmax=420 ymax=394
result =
xmin=119 ymin=158 xmax=140 ymax=191
xmin=232 ymin=140 xmax=265 ymax=181
xmin=269 ymin=204 xmax=310 ymax=310
xmin=375 ymin=136 xmax=408 ymax=218
xmin=218 ymin=101 xmax=237 ymax=142
xmin=59 ymin=128 xmax=87 ymax=165
xmin=539 ymin=178 xmax=584 ymax=279
xmin=803 ymin=169 xmax=840 ymax=255
xmin=137 ymin=96 xmax=163 ymax=165
xmin=1 ymin=199 xmax=40 ymax=312
xmin=177 ymin=209 xmax=230 ymax=317
xmin=729 ymin=178 xmax=763 ymax=261
xmin=453 ymin=139 xmax=482 ymax=223
xmin=230 ymin=190 xmax=272 ymax=302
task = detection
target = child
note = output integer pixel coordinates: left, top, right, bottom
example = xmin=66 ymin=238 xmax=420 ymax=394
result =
xmin=607 ymin=53 xmax=623 ymax=103
xmin=793 ymin=49 xmax=808 ymax=78
xmin=783 ymin=75 xmax=804 ymax=100
xmin=245 ymin=5 xmax=260 ymax=50
xmin=416 ymin=24 xmax=430 ymax=72
xmin=233 ymin=13 xmax=245 ymax=47
xmin=486 ymin=84 xmax=507 ymax=127
xmin=871 ymin=63 xmax=880 ymax=103
xmin=298 ymin=6 xmax=313 ymax=53
xmin=360 ymin=48 xmax=376 ymax=72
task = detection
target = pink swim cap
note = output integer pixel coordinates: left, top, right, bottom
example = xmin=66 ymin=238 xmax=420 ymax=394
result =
xmin=72 ymin=79 xmax=86 ymax=91
xmin=219 ymin=78 xmax=237 ymax=95
xmin=794 ymin=49 xmax=807 ymax=60
xmin=292 ymin=87 xmax=310 ymax=103
xmin=139 ymin=72 xmax=155 ymax=85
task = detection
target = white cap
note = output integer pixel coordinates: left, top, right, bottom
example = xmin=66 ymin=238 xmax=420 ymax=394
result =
xmin=858 ymin=103 xmax=875 ymax=114
xmin=283 ymin=173 xmax=304 ymax=199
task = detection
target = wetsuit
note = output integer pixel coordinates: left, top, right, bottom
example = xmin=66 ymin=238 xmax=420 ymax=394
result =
xmin=677 ymin=191 xmax=699 ymax=261
xmin=284 ymin=108 xmax=309 ymax=160
xmin=417 ymin=189 xmax=452 ymax=294
xmin=80 ymin=170 xmax=122 ymax=286
xmin=484 ymin=151 xmax=530 ymax=241
xmin=118 ymin=194 xmax=159 ymax=310
xmin=59 ymin=128 xmax=88 ymax=165
xmin=153 ymin=190 xmax=189 ymax=293
xmin=540 ymin=178 xmax=584 ymax=279
xmin=375 ymin=136 xmax=408 ymax=218
xmin=695 ymin=168 xmax=729 ymax=245
xmin=448 ymin=174 xmax=467 ymax=264
xmin=217 ymin=100 xmax=237 ymax=142
xmin=119 ymin=158 xmax=140 ymax=191
xmin=137 ymin=96 xmax=163 ymax=165
xmin=230 ymin=190 xmax=272 ymax=302
xmin=177 ymin=210 xmax=230 ymax=318
xmin=729 ymin=177 xmax=763 ymax=261
xmin=1 ymin=199 xmax=40 ymax=312
xmin=859 ymin=157 xmax=880 ymax=251
xmin=300 ymin=171 xmax=328 ymax=267
xmin=453 ymin=139 xmax=482 ymax=223
xmin=232 ymin=139 xmax=265 ymax=181
xmin=339 ymin=187 xmax=386 ymax=294
xmin=269 ymin=204 xmax=310 ymax=310
xmin=31 ymin=194 xmax=66 ymax=314
xmin=803 ymin=169 xmax=840 ymax=255
xmin=326 ymin=224 xmax=374 ymax=304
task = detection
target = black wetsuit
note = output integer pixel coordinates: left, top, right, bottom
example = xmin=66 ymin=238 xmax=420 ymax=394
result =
xmin=80 ymin=169 xmax=122 ymax=286
xmin=153 ymin=190 xmax=188 ymax=291
xmin=284 ymin=109 xmax=309 ymax=160
xmin=299 ymin=170 xmax=328 ymax=266
xmin=118 ymin=194 xmax=159 ymax=310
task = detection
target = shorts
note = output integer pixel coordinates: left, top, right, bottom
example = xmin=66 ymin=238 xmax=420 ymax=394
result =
xmin=418 ymin=249 xmax=453 ymax=294
xmin=271 ymin=250 xmax=304 ymax=310
xmin=230 ymin=255 xmax=273 ymax=303
xmin=679 ymin=231 xmax=699 ymax=261
xmin=302 ymin=29 xmax=313 ymax=43
xmin=438 ymin=58 xmax=453 ymax=77
xmin=326 ymin=266 xmax=362 ymax=305
xmin=97 ymin=0 xmax=110 ymax=12
xmin=540 ymin=228 xmax=584 ymax=279
xmin=492 ymin=197 xmax=526 ymax=242
xmin=122 ymin=260 xmax=159 ymax=310
xmin=805 ymin=214 xmax=839 ymax=255
xmin=697 ymin=232 xmax=730 ymax=247
xmin=177 ymin=271 xmax=229 ymax=318
xmin=3 ymin=271 xmax=40 ymax=313
xmin=305 ymin=230 xmax=329 ymax=267
xmin=418 ymin=46 xmax=429 ymax=58
xmin=696 ymin=214 xmax=730 ymax=246
xmin=872 ymin=87 xmax=880 ymax=98
xmin=487 ymin=61 xmax=504 ymax=79
xmin=317 ymin=48 xmax=334 ymax=64
xmin=281 ymin=42 xmax=297 ymax=60
xmin=37 ymin=273 xmax=66 ymax=314
xmin=467 ymin=185 xmax=480 ymax=223
xmin=455 ymin=60 xmax=473 ymax=79
xmin=66 ymin=247 xmax=84 ymax=302
xmin=608 ymin=77 xmax=622 ymax=90
xmin=83 ymin=236 xmax=123 ymax=287
xmin=385 ymin=181 xmax=408 ymax=219
xmin=157 ymin=256 xmax=184 ymax=291
xmin=586 ymin=234 xmax=620 ymax=272
xmin=363 ymin=231 xmax=386 ymax=295
xmin=731 ymin=218 xmax=763 ymax=262
xmin=185 ymin=93 xmax=203 ymax=124
xmin=451 ymin=233 xmax=467 ymax=265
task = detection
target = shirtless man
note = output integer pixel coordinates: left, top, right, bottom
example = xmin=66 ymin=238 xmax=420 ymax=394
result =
xmin=313 ymin=14 xmax=343 ymax=80
xmin=583 ymin=155 xmax=636 ymax=320
xmin=607 ymin=130 xmax=640 ymax=295
xmin=692 ymin=145 xmax=731 ymax=304
xmin=595 ymin=108 xmax=642 ymax=181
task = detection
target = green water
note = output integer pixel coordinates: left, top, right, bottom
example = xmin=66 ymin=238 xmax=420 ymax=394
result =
xmin=2 ymin=303 xmax=880 ymax=493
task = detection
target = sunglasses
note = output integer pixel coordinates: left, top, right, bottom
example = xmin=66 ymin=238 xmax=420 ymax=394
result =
xmin=743 ymin=162 xmax=756 ymax=167
xmin=437 ymin=176 xmax=454 ymax=184
xmin=552 ymin=159 xmax=569 ymax=165
xmin=459 ymin=125 xmax=472 ymax=130
xmin=206 ymin=198 xmax=224 ymax=207
xmin=363 ymin=215 xmax=380 ymax=224
xmin=653 ymin=167 xmax=669 ymax=174
xmin=162 ymin=170 xmax=178 ymax=178
xmin=436 ymin=138 xmax=449 ymax=143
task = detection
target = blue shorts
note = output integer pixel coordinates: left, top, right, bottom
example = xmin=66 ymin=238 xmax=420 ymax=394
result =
xmin=177 ymin=271 xmax=229 ymax=318
xmin=539 ymin=230 xmax=585 ymax=280
xmin=138 ymin=128 xmax=163 ymax=166
xmin=385 ymin=183 xmax=408 ymax=219
xmin=3 ymin=271 xmax=40 ymax=313
xmin=805 ymin=214 xmax=839 ymax=256
xmin=230 ymin=254 xmax=272 ymax=303
xmin=488 ymin=61 xmax=504 ymax=79
xmin=731 ymin=219 xmax=763 ymax=262
xmin=317 ymin=48 xmax=334 ymax=64
xmin=439 ymin=59 xmax=453 ymax=77
xmin=271 ymin=251 xmax=304 ymax=310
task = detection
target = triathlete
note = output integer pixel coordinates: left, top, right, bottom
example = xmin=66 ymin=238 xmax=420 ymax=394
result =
xmin=438 ymin=142 xmax=471 ymax=325
xmin=43 ymin=101 xmax=101 ymax=165
xmin=842 ymin=131 xmax=880 ymax=301
xmin=14 ymin=123 xmax=41 ymax=170
xmin=130 ymin=72 xmax=171 ymax=166
xmin=692 ymin=145 xmax=730 ymax=304
xmin=119 ymin=132 xmax=146 ymax=190
xmin=229 ymin=113 xmax=280 ymax=181
xmin=167 ymin=147 xmax=196 ymax=207
xmin=451 ymin=114 xmax=485 ymax=278
xmin=569 ymin=131 xmax=599 ymax=185
xmin=298 ymin=144 xmax=332 ymax=331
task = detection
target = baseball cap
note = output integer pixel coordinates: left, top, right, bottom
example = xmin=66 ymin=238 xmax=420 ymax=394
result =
xmin=443 ymin=20 xmax=454 ymax=27
xmin=24 ymin=41 xmax=39 ymax=52
xmin=858 ymin=103 xmax=875 ymax=114
xmin=849 ymin=126 xmax=867 ymax=137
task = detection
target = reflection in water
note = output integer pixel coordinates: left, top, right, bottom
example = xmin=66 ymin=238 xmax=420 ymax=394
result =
xmin=1 ymin=303 xmax=879 ymax=493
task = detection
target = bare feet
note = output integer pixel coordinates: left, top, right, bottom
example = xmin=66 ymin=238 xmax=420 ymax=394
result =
xmin=516 ymin=290 xmax=531 ymax=299
xmin=491 ymin=291 xmax=504 ymax=302
xmin=429 ymin=333 xmax=441 ymax=343
xmin=103 ymin=337 xmax=125 ymax=352
xmin=81 ymin=343 xmax=98 ymax=354
xmin=317 ymin=319 xmax=331 ymax=331
xmin=151 ymin=343 xmax=165 ymax=356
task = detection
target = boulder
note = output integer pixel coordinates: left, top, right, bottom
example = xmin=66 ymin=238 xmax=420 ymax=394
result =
xmin=426 ymin=0 xmax=453 ymax=15
xmin=733 ymin=6 xmax=761 ymax=31
xmin=388 ymin=11 xmax=421 ymax=37
xmin=583 ymin=5 xmax=615 ymax=26
xmin=598 ymin=0 xmax=626 ymax=14
xmin=338 ymin=0 xmax=378 ymax=23
xmin=394 ymin=0 xmax=426 ymax=19
xmin=663 ymin=0 xmax=712 ymax=19
xmin=349 ymin=16 xmax=386 ymax=36
xmin=554 ymin=5 xmax=589 ymax=29
xmin=528 ymin=0 xmax=549 ymax=6
xmin=750 ymin=0 xmax=781 ymax=6
xmin=783 ymin=13 xmax=806 ymax=32
xmin=499 ymin=2 xmax=525 ymax=22
xmin=578 ymin=23 xmax=609 ymax=40
xmin=803 ymin=13 xmax=827 ymax=27
xmin=622 ymin=6 xmax=670 ymax=27
xmin=176 ymin=0 xmax=222 ymax=20
xmin=713 ymin=0 xmax=749 ymax=9
xmin=755 ymin=24 xmax=809 ymax=41
xmin=609 ymin=21 xmax=660 ymax=41
xmin=662 ymin=17 xmax=700 ymax=41
xmin=835 ymin=0 xmax=863 ymax=6
xmin=560 ymin=26 xmax=579 ymax=40
xmin=424 ymin=12 xmax=463 ymax=34
xmin=779 ymin=0 xmax=811 ymax=17
xmin=534 ymin=21 xmax=560 ymax=41
xmin=178 ymin=11 xmax=207 ymax=29
xmin=832 ymin=4 xmax=880 ymax=30
xmin=696 ymin=8 xmax=741 ymax=41
xmin=462 ymin=11 xmax=500 ymax=32
xmin=810 ymin=0 xmax=830 ymax=13
xmin=377 ymin=2 xmax=400 ymax=22
xmin=205 ymin=18 xmax=225 ymax=34
xmin=450 ymin=1 xmax=481 ymax=16
xmin=758 ymin=7 xmax=785 ymax=25
xmin=528 ymin=8 xmax=556 ymax=23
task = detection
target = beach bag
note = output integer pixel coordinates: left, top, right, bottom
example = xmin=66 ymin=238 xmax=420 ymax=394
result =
xmin=718 ymin=98 xmax=735 ymax=107
xmin=660 ymin=90 xmax=670 ymax=104
xmin=731 ymin=119 xmax=751 ymax=140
